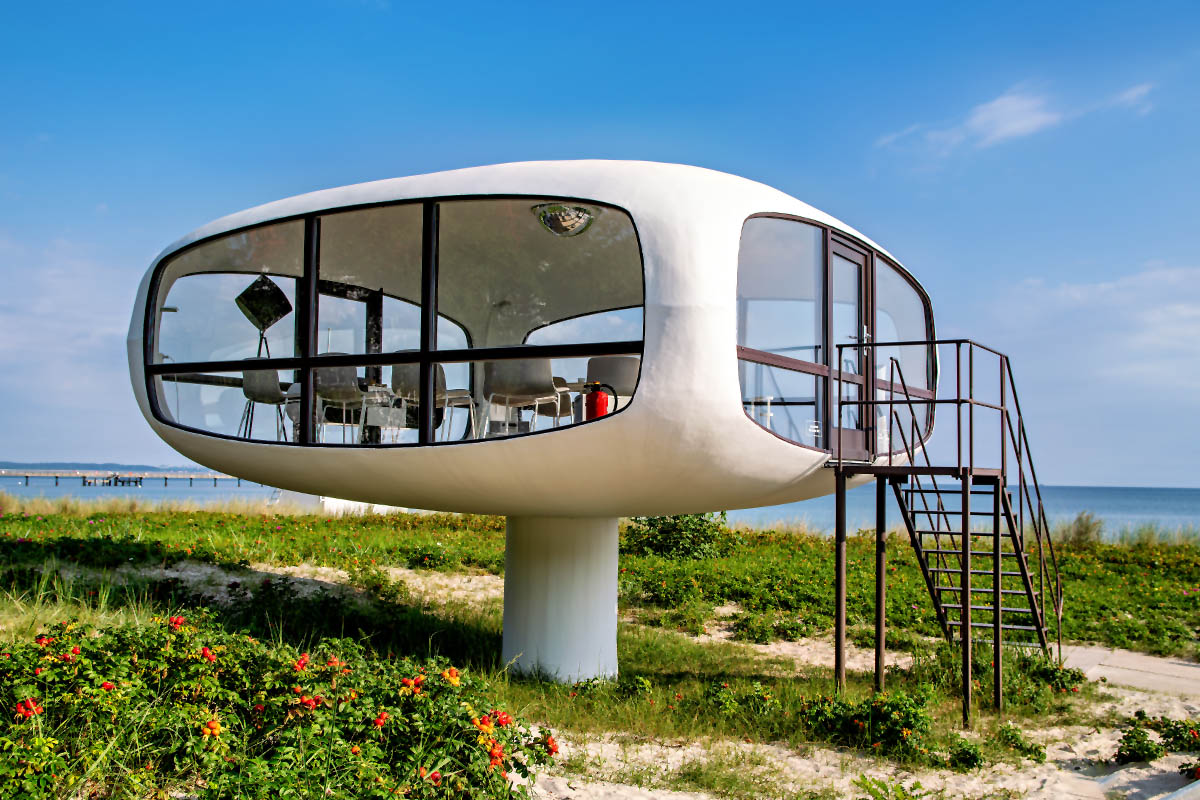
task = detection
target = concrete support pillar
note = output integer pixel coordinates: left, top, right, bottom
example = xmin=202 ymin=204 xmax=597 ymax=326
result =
xmin=502 ymin=516 xmax=618 ymax=682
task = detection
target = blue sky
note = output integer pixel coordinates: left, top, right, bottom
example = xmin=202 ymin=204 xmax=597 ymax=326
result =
xmin=1 ymin=2 xmax=1197 ymax=486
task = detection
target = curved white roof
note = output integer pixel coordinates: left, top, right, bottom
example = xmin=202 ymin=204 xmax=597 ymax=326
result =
xmin=154 ymin=160 xmax=908 ymax=275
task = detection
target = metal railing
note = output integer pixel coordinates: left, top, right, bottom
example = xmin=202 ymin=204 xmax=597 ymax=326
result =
xmin=834 ymin=338 xmax=1064 ymax=658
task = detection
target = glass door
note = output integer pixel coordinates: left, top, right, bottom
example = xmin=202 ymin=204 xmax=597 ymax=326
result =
xmin=829 ymin=240 xmax=871 ymax=460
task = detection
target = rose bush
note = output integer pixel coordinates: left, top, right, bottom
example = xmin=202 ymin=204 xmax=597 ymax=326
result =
xmin=0 ymin=613 xmax=554 ymax=798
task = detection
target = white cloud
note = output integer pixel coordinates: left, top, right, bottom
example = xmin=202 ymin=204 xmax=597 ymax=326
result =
xmin=1109 ymin=82 xmax=1154 ymax=115
xmin=877 ymin=81 xmax=1155 ymax=157
xmin=1001 ymin=266 xmax=1200 ymax=393
xmin=960 ymin=91 xmax=1063 ymax=147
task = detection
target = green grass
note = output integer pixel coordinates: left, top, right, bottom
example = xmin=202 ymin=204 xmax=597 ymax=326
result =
xmin=0 ymin=552 xmax=1094 ymax=769
xmin=2 ymin=498 xmax=1197 ymax=658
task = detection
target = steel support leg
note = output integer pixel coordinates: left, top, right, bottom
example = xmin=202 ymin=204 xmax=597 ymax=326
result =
xmin=875 ymin=477 xmax=887 ymax=693
xmin=835 ymin=470 xmax=847 ymax=692
xmin=993 ymin=481 xmax=1003 ymax=713
xmin=961 ymin=474 xmax=973 ymax=729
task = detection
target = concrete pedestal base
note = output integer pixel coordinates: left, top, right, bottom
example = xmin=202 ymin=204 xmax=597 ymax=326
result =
xmin=502 ymin=516 xmax=618 ymax=682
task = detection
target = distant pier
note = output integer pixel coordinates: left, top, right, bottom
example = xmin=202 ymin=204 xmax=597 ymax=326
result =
xmin=0 ymin=469 xmax=259 ymax=488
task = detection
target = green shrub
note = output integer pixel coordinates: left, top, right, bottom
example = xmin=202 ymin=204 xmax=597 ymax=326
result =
xmin=622 ymin=513 xmax=728 ymax=560
xmin=658 ymin=598 xmax=713 ymax=636
xmin=1114 ymin=724 xmax=1166 ymax=764
xmin=946 ymin=736 xmax=984 ymax=770
xmin=852 ymin=775 xmax=930 ymax=800
xmin=996 ymin=722 xmax=1046 ymax=763
xmin=1144 ymin=714 xmax=1200 ymax=751
xmin=0 ymin=615 xmax=554 ymax=798
xmin=732 ymin=610 xmax=817 ymax=644
xmin=797 ymin=691 xmax=932 ymax=759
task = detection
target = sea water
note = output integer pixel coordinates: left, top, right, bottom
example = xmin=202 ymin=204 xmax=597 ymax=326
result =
xmin=3 ymin=478 xmax=1198 ymax=537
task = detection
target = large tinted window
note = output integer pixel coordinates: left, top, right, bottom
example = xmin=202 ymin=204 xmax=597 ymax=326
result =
xmin=875 ymin=259 xmax=930 ymax=389
xmin=736 ymin=218 xmax=823 ymax=361
xmin=736 ymin=217 xmax=825 ymax=447
xmin=153 ymin=222 xmax=303 ymax=365
xmin=147 ymin=198 xmax=643 ymax=446
xmin=437 ymin=200 xmax=643 ymax=350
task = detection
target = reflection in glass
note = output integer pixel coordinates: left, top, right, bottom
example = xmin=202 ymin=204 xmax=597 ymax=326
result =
xmin=875 ymin=260 xmax=930 ymax=389
xmin=738 ymin=361 xmax=822 ymax=447
xmin=831 ymin=253 xmax=862 ymax=377
xmin=154 ymin=221 xmax=303 ymax=365
xmin=317 ymin=204 xmax=427 ymax=357
xmin=437 ymin=200 xmax=642 ymax=350
xmin=155 ymin=370 xmax=298 ymax=442
xmin=433 ymin=355 xmax=640 ymax=441
xmin=736 ymin=218 xmax=824 ymax=362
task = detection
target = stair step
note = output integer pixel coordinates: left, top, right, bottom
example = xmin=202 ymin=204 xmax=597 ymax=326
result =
xmin=915 ymin=530 xmax=1012 ymax=538
xmin=929 ymin=568 xmax=1023 ymax=577
xmin=909 ymin=510 xmax=1006 ymax=518
xmin=904 ymin=488 xmax=997 ymax=496
xmin=969 ymin=638 xmax=1046 ymax=648
xmin=947 ymin=621 xmax=1044 ymax=632
xmin=941 ymin=603 xmax=1035 ymax=614
xmin=934 ymin=586 xmax=1026 ymax=595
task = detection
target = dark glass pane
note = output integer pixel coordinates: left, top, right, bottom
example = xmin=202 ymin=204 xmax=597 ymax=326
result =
xmin=153 ymin=221 xmax=303 ymax=364
xmin=154 ymin=369 xmax=297 ymax=442
xmin=736 ymin=218 xmax=824 ymax=362
xmin=436 ymin=199 xmax=643 ymax=350
xmin=739 ymin=360 xmax=823 ymax=447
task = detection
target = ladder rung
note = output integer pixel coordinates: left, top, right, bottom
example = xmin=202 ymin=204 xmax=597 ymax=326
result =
xmin=941 ymin=603 xmax=1034 ymax=614
xmin=929 ymin=568 xmax=1023 ymax=576
xmin=911 ymin=510 xmax=1003 ymax=518
xmin=903 ymin=488 xmax=995 ymax=496
xmin=972 ymin=638 xmax=1045 ymax=648
xmin=925 ymin=549 xmax=1016 ymax=557
xmin=948 ymin=621 xmax=1043 ymax=631
xmin=934 ymin=586 xmax=1026 ymax=595
xmin=916 ymin=530 xmax=1008 ymax=538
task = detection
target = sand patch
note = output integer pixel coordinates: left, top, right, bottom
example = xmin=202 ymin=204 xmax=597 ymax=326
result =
xmin=695 ymin=602 xmax=917 ymax=673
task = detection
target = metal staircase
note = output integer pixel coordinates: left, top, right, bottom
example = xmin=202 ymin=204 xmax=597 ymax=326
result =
xmin=832 ymin=339 xmax=1064 ymax=727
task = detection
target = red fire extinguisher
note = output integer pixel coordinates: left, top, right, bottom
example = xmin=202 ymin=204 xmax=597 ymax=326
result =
xmin=583 ymin=382 xmax=618 ymax=421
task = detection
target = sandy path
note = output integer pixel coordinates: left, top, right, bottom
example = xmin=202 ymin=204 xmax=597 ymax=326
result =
xmin=1064 ymin=644 xmax=1200 ymax=696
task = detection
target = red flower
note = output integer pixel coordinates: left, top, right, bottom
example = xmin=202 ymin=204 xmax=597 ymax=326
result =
xmin=430 ymin=771 xmax=442 ymax=786
xmin=544 ymin=734 xmax=559 ymax=756
xmin=14 ymin=699 xmax=44 ymax=719
xmin=200 ymin=647 xmax=216 ymax=663
xmin=34 ymin=667 xmax=43 ymax=676
xmin=100 ymin=681 xmax=115 ymax=691
xmin=253 ymin=704 xmax=265 ymax=712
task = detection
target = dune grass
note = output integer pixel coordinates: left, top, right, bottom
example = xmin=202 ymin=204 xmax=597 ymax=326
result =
xmin=2 ymin=501 xmax=1197 ymax=659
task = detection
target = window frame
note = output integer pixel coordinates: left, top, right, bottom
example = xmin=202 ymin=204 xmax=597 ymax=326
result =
xmin=144 ymin=195 xmax=646 ymax=448
xmin=736 ymin=213 xmax=937 ymax=458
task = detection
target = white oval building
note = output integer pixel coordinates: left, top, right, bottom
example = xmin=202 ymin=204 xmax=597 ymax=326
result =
xmin=128 ymin=160 xmax=937 ymax=681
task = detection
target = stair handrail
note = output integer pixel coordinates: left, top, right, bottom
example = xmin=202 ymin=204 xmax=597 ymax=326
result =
xmin=993 ymin=357 xmax=1070 ymax=657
